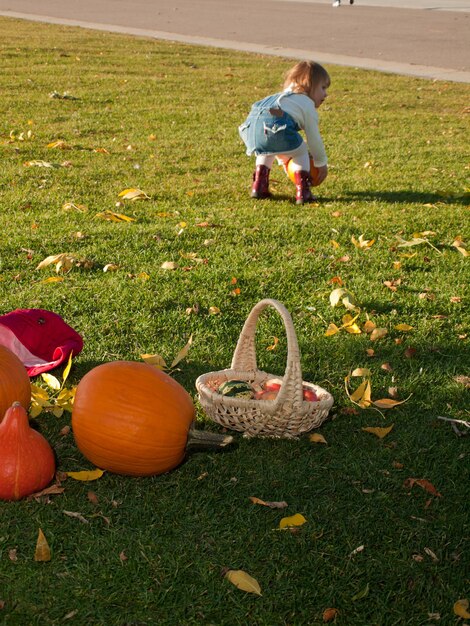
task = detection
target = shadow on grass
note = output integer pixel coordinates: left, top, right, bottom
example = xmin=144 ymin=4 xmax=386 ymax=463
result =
xmin=340 ymin=190 xmax=469 ymax=205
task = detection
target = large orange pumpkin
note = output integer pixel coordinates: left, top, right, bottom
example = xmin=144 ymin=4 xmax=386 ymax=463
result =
xmin=0 ymin=345 xmax=31 ymax=417
xmin=72 ymin=361 xmax=230 ymax=477
xmin=287 ymin=156 xmax=323 ymax=187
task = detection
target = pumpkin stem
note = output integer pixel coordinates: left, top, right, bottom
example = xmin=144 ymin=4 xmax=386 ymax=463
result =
xmin=186 ymin=427 xmax=233 ymax=451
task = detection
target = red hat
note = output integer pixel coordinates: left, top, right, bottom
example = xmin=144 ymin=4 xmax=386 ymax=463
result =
xmin=0 ymin=309 xmax=83 ymax=377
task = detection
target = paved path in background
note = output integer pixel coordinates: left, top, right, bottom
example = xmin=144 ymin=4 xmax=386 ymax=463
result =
xmin=0 ymin=0 xmax=469 ymax=82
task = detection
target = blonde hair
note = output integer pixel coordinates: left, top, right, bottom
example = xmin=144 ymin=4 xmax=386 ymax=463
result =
xmin=283 ymin=61 xmax=330 ymax=97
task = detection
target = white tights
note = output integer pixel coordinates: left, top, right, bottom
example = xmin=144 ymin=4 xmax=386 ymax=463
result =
xmin=255 ymin=141 xmax=310 ymax=172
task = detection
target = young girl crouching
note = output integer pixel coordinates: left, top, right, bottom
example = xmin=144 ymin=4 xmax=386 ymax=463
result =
xmin=239 ymin=60 xmax=330 ymax=205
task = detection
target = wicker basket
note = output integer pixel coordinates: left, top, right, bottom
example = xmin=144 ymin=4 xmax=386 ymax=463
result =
xmin=196 ymin=299 xmax=334 ymax=438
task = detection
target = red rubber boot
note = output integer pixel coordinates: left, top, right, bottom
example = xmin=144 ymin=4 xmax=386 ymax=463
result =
xmin=251 ymin=165 xmax=271 ymax=199
xmin=294 ymin=170 xmax=316 ymax=205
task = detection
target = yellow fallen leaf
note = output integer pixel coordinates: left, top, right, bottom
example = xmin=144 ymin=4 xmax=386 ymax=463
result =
xmin=224 ymin=570 xmax=262 ymax=596
xmin=47 ymin=140 xmax=71 ymax=149
xmin=66 ymin=469 xmax=105 ymax=481
xmin=39 ymin=276 xmax=65 ymax=284
xmin=209 ymin=306 xmax=221 ymax=315
xmin=351 ymin=234 xmax=375 ymax=249
xmin=24 ymin=160 xmax=60 ymax=168
xmin=31 ymin=384 xmax=51 ymax=402
xmin=309 ymin=433 xmax=327 ymax=444
xmin=41 ymin=373 xmax=61 ymax=391
xmin=395 ymin=324 xmax=413 ymax=332
xmin=351 ymin=368 xmax=371 ymax=377
xmin=330 ymin=288 xmax=358 ymax=310
xmin=266 ymin=336 xmax=279 ymax=351
xmin=454 ymin=599 xmax=470 ymax=619
xmin=34 ymin=528 xmax=51 ymax=562
xmin=95 ymin=210 xmax=136 ymax=222
xmin=344 ymin=323 xmax=362 ymax=334
xmin=62 ymin=353 xmax=73 ymax=383
xmin=372 ymin=396 xmax=411 ymax=409
xmin=36 ymin=253 xmax=77 ymax=273
xmin=118 ymin=188 xmax=150 ymax=201
xmin=141 ymin=353 xmax=167 ymax=369
xmin=348 ymin=379 xmax=372 ymax=408
xmin=279 ymin=513 xmax=307 ymax=529
xmin=362 ymin=424 xmax=394 ymax=439
xmin=170 ymin=335 xmax=193 ymax=368
xmin=325 ymin=323 xmax=340 ymax=337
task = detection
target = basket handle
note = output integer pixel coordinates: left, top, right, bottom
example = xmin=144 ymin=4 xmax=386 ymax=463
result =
xmin=230 ymin=299 xmax=304 ymax=409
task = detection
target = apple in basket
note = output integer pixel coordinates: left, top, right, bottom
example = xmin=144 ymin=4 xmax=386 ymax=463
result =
xmin=254 ymin=389 xmax=279 ymax=401
xmin=303 ymin=387 xmax=319 ymax=402
xmin=263 ymin=378 xmax=283 ymax=392
xmin=259 ymin=378 xmax=319 ymax=402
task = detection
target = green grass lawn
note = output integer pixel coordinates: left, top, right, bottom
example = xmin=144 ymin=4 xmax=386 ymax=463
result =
xmin=0 ymin=16 xmax=469 ymax=626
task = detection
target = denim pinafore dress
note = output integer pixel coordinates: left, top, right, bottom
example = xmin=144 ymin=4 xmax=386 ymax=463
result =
xmin=238 ymin=92 xmax=303 ymax=156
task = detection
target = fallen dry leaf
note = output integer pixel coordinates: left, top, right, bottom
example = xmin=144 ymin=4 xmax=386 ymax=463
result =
xmin=395 ymin=323 xmax=413 ymax=332
xmin=349 ymin=544 xmax=365 ymax=557
xmin=351 ymin=368 xmax=371 ymax=377
xmin=170 ymin=335 xmax=193 ymax=368
xmin=370 ymin=328 xmax=388 ymax=341
xmin=309 ymin=433 xmax=327 ymax=444
xmin=66 ymin=468 xmax=104 ymax=481
xmin=346 ymin=378 xmax=372 ymax=409
xmin=279 ymin=513 xmax=307 ymax=530
xmin=28 ymin=484 xmax=65 ymax=500
xmin=325 ymin=323 xmax=340 ymax=337
xmin=266 ymin=336 xmax=279 ymax=351
xmin=323 ymin=607 xmax=339 ymax=622
xmin=87 ymin=491 xmax=100 ymax=506
xmin=454 ymin=599 xmax=470 ymax=619
xmin=224 ymin=569 xmax=262 ymax=596
xmin=454 ymin=375 xmax=470 ymax=388
xmin=403 ymin=478 xmax=442 ymax=497
xmin=363 ymin=320 xmax=376 ymax=334
xmin=362 ymin=425 xmax=394 ymax=439
xmin=118 ymin=187 xmax=149 ymax=201
xmin=63 ymin=510 xmax=89 ymax=524
xmin=330 ymin=287 xmax=358 ymax=310
xmin=424 ymin=547 xmax=439 ymax=562
xmin=454 ymin=598 xmax=470 ymax=619
xmin=249 ymin=497 xmax=288 ymax=509
xmin=34 ymin=528 xmax=51 ymax=562
xmin=372 ymin=396 xmax=411 ymax=409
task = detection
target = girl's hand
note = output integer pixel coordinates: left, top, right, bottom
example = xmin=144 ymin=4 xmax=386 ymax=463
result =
xmin=315 ymin=165 xmax=328 ymax=185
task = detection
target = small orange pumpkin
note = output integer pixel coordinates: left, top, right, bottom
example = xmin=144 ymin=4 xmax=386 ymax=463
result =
xmin=72 ymin=361 xmax=231 ymax=477
xmin=286 ymin=155 xmax=322 ymax=187
xmin=0 ymin=402 xmax=56 ymax=501
xmin=0 ymin=345 xmax=31 ymax=417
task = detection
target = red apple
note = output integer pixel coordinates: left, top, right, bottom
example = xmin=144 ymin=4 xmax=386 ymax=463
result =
xmin=303 ymin=387 xmax=319 ymax=402
xmin=254 ymin=389 xmax=279 ymax=401
xmin=263 ymin=378 xmax=283 ymax=392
